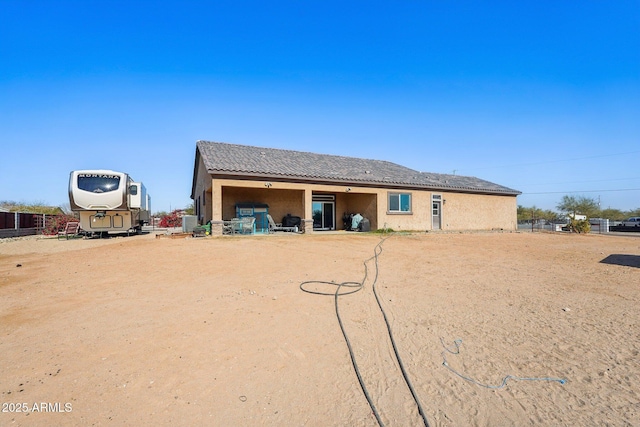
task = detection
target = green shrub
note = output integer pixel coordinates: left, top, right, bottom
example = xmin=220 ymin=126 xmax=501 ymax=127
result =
xmin=566 ymin=218 xmax=591 ymax=234
xmin=372 ymin=227 xmax=395 ymax=233
xmin=574 ymin=219 xmax=591 ymax=234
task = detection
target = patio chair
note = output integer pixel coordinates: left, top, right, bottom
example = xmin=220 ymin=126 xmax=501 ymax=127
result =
xmin=222 ymin=218 xmax=239 ymax=235
xmin=267 ymin=214 xmax=297 ymax=233
xmin=58 ymin=222 xmax=80 ymax=240
xmin=239 ymin=217 xmax=255 ymax=235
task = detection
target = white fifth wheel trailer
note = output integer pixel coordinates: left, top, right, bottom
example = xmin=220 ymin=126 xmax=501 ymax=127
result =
xmin=69 ymin=170 xmax=151 ymax=235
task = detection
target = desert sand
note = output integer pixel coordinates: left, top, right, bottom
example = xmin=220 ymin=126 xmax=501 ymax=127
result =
xmin=1 ymin=230 xmax=639 ymax=426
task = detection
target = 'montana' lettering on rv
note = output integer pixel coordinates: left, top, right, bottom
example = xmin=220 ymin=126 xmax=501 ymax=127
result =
xmin=78 ymin=173 xmax=120 ymax=179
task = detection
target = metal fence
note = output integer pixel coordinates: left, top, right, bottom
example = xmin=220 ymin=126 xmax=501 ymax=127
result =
xmin=0 ymin=212 xmax=59 ymax=238
xmin=517 ymin=221 xmax=563 ymax=232
xmin=517 ymin=219 xmax=612 ymax=234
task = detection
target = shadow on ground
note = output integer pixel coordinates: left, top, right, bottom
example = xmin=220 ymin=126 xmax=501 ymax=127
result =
xmin=600 ymin=254 xmax=640 ymax=268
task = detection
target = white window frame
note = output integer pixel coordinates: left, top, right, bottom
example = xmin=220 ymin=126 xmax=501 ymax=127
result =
xmin=387 ymin=192 xmax=412 ymax=214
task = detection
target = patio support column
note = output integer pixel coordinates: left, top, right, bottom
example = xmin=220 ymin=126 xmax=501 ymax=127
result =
xmin=302 ymin=188 xmax=313 ymax=233
xmin=210 ymin=179 xmax=224 ymax=235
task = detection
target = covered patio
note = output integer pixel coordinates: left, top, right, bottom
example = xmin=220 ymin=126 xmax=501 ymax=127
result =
xmin=204 ymin=181 xmax=378 ymax=234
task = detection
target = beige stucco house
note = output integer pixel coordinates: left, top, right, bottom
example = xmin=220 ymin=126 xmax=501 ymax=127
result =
xmin=191 ymin=141 xmax=520 ymax=234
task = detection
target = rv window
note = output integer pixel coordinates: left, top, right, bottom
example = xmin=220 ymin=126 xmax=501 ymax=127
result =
xmin=129 ymin=185 xmax=138 ymax=195
xmin=77 ymin=174 xmax=121 ymax=193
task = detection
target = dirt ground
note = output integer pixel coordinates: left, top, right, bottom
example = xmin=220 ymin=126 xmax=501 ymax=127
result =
xmin=1 ymin=230 xmax=639 ymax=426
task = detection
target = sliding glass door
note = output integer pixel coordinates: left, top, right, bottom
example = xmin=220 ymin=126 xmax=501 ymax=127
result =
xmin=312 ymin=201 xmax=335 ymax=230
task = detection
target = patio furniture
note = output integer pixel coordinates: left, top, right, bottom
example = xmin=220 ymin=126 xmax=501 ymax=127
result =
xmin=235 ymin=203 xmax=269 ymax=234
xmin=267 ymin=214 xmax=297 ymax=233
xmin=222 ymin=218 xmax=241 ymax=235
xmin=58 ymin=222 xmax=80 ymax=239
xmin=239 ymin=217 xmax=255 ymax=235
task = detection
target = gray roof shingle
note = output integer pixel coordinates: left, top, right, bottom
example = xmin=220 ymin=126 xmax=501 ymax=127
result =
xmin=196 ymin=140 xmax=520 ymax=195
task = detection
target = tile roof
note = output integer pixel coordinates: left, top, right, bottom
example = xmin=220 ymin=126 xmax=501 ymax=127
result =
xmin=196 ymin=140 xmax=521 ymax=195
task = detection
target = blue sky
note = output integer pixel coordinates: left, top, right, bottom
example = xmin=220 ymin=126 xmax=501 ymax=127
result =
xmin=1 ymin=1 xmax=638 ymax=213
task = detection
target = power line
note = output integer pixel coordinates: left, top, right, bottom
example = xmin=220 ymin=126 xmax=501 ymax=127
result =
xmin=456 ymin=150 xmax=640 ymax=173
xmin=512 ymin=176 xmax=640 ymax=187
xmin=522 ymin=188 xmax=640 ymax=195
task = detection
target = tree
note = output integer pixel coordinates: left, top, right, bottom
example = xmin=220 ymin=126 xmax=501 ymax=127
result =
xmin=517 ymin=205 xmax=563 ymax=223
xmin=0 ymin=201 xmax=66 ymax=215
xmin=626 ymin=208 xmax=640 ymax=217
xmin=599 ymin=208 xmax=625 ymax=221
xmin=183 ymin=202 xmax=195 ymax=216
xmin=556 ymin=195 xmax=600 ymax=233
xmin=542 ymin=209 xmax=563 ymax=223
xmin=60 ymin=202 xmax=72 ymax=214
xmin=517 ymin=205 xmax=533 ymax=222
xmin=556 ymin=195 xmax=600 ymax=219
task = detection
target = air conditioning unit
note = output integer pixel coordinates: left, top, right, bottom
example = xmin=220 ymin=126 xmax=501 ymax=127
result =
xmin=182 ymin=215 xmax=198 ymax=232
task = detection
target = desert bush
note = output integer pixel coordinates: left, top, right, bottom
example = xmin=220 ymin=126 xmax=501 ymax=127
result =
xmin=566 ymin=218 xmax=591 ymax=234
xmin=159 ymin=210 xmax=182 ymax=228
xmin=573 ymin=219 xmax=591 ymax=234
xmin=43 ymin=214 xmax=79 ymax=235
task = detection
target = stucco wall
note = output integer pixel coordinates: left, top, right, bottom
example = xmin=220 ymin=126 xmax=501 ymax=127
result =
xmin=377 ymin=190 xmax=516 ymax=231
xmin=203 ymin=177 xmax=517 ymax=232
xmin=438 ymin=192 xmax=517 ymax=230
xmin=221 ymin=187 xmax=304 ymax=222
xmin=193 ymin=155 xmax=214 ymax=224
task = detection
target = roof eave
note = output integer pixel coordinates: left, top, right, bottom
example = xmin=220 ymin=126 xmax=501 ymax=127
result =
xmin=190 ymin=146 xmax=202 ymax=200
xmin=207 ymin=170 xmax=521 ymax=196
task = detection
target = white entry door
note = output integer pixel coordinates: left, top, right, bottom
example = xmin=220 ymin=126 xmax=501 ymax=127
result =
xmin=432 ymin=200 xmax=441 ymax=230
